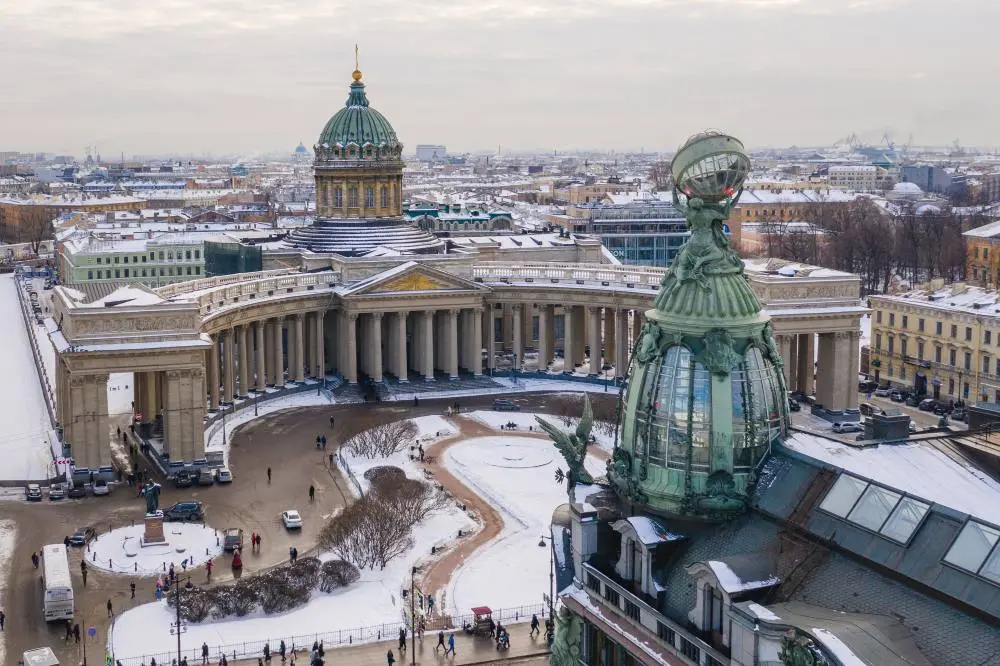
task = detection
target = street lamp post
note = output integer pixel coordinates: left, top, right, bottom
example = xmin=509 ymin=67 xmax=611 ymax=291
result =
xmin=538 ymin=534 xmax=555 ymax=620
xmin=410 ymin=566 xmax=418 ymax=666
xmin=170 ymin=577 xmax=192 ymax=664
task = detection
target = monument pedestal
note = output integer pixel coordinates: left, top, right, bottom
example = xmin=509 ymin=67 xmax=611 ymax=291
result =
xmin=141 ymin=511 xmax=168 ymax=548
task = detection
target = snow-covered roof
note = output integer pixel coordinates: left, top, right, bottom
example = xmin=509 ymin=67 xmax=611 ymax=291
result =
xmin=781 ymin=431 xmax=1000 ymax=524
xmin=82 ymin=286 xmax=165 ymax=308
xmin=611 ymin=516 xmax=682 ymax=547
xmin=893 ymin=181 xmax=923 ymax=194
xmin=701 ymin=555 xmax=780 ymax=595
xmin=871 ymin=284 xmax=1000 ymax=318
xmin=963 ymin=219 xmax=1000 ymax=238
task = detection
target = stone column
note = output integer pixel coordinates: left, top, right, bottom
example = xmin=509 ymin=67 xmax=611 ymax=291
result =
xmin=573 ymin=306 xmax=586 ymax=364
xmin=264 ymin=319 xmax=275 ymax=385
xmin=485 ymin=308 xmax=496 ymax=371
xmin=786 ymin=334 xmax=799 ymax=390
xmin=587 ymin=306 xmax=602 ymax=376
xmin=447 ymin=308 xmax=459 ymax=379
xmin=207 ymin=338 xmax=220 ymax=410
xmin=815 ymin=333 xmax=837 ymax=408
xmin=471 ymin=307 xmax=483 ymax=375
xmin=796 ymin=333 xmax=814 ymax=395
xmin=632 ymin=309 xmax=644 ymax=348
xmin=255 ymin=321 xmax=266 ymax=390
xmin=777 ymin=334 xmax=795 ymax=388
xmin=273 ymin=317 xmax=285 ymax=388
xmin=164 ymin=370 xmax=182 ymax=461
xmin=512 ymin=304 xmax=523 ymax=370
xmin=371 ymin=312 xmax=384 ymax=382
xmin=604 ymin=308 xmax=616 ymax=371
xmin=238 ymin=324 xmax=250 ymax=398
xmin=395 ymin=311 xmax=409 ymax=381
xmin=293 ymin=313 xmax=305 ymax=382
xmin=146 ymin=371 xmax=159 ymax=420
xmin=422 ymin=310 xmax=435 ymax=380
xmin=563 ymin=306 xmax=576 ymax=374
xmin=538 ymin=304 xmax=553 ymax=372
xmin=344 ymin=312 xmax=358 ymax=384
xmin=96 ymin=373 xmax=111 ymax=467
xmin=615 ymin=309 xmax=629 ymax=376
xmin=221 ymin=329 xmax=234 ymax=402
xmin=313 ymin=310 xmax=326 ymax=379
xmin=840 ymin=332 xmax=860 ymax=410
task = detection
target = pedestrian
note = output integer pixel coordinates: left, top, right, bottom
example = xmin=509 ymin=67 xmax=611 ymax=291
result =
xmin=293 ymin=547 xmax=298 ymax=563
xmin=446 ymin=632 xmax=456 ymax=656
xmin=0 ymin=608 xmax=4 ymax=630
xmin=201 ymin=642 xmax=209 ymax=665
xmin=263 ymin=642 xmax=271 ymax=663
xmin=256 ymin=533 xmax=262 ymax=550
xmin=182 ymin=657 xmax=188 ymax=666
xmin=64 ymin=535 xmax=70 ymax=548
xmin=321 ymin=435 xmax=327 ymax=448
xmin=386 ymin=649 xmax=395 ymax=665
xmin=221 ymin=655 xmax=229 ymax=666
xmin=73 ymin=623 xmax=81 ymax=643
xmin=418 ymin=444 xmax=424 ymax=462
xmin=309 ymin=485 xmax=315 ymax=501
xmin=329 ymin=416 xmax=335 ymax=428
xmin=279 ymin=640 xmax=286 ymax=661
xmin=289 ymin=546 xmax=294 ymax=563
xmin=530 ymin=613 xmax=539 ymax=636
xmin=251 ymin=532 xmax=257 ymax=552
xmin=82 ymin=567 xmax=88 ymax=586
xmin=316 ymin=435 xmax=321 ymax=449
xmin=31 ymin=552 xmax=39 ymax=568
xmin=206 ymin=560 xmax=213 ymax=579
xmin=117 ymin=426 xmax=121 ymax=437
xmin=64 ymin=618 xmax=72 ymax=640
xmin=435 ymin=631 xmax=445 ymax=652
xmin=107 ymin=598 xmax=113 ymax=617
xmin=130 ymin=581 xmax=136 ymax=598
xmin=328 ymin=452 xmax=334 ymax=467
xmin=398 ymin=627 xmax=406 ymax=652
xmin=267 ymin=467 xmax=272 ymax=484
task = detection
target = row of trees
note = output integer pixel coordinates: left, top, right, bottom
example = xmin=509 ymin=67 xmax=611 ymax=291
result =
xmin=0 ymin=205 xmax=54 ymax=254
xmin=319 ymin=468 xmax=450 ymax=570
xmin=745 ymin=198 xmax=969 ymax=295
xmin=344 ymin=420 xmax=418 ymax=459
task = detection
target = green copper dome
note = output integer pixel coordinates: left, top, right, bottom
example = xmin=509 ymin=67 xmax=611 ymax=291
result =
xmin=315 ymin=72 xmax=401 ymax=154
xmin=610 ymin=131 xmax=789 ymax=521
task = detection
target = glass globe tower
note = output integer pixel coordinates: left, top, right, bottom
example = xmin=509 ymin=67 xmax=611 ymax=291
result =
xmin=611 ymin=132 xmax=789 ymax=520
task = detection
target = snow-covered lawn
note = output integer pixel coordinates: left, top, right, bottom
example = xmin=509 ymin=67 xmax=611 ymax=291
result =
xmin=86 ymin=522 xmax=223 ymax=575
xmin=205 ymin=390 xmax=332 ymax=454
xmin=0 ymin=520 xmax=15 ymax=666
xmin=468 ymin=409 xmax=618 ymax=453
xmin=444 ymin=435 xmax=605 ymax=614
xmin=0 ymin=275 xmax=54 ymax=480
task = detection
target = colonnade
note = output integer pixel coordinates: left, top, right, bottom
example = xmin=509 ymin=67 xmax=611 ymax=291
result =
xmin=485 ymin=304 xmax=645 ymax=376
xmin=776 ymin=331 xmax=860 ymax=410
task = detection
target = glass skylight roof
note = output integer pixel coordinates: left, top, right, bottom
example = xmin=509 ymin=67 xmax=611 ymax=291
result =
xmin=819 ymin=473 xmax=930 ymax=545
xmin=945 ymin=521 xmax=1000 ymax=583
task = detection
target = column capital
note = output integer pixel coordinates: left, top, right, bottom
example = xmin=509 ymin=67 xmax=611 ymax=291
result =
xmin=448 ymin=308 xmax=460 ymax=317
xmin=274 ymin=315 xmax=285 ymax=323
xmin=372 ymin=311 xmax=384 ymax=321
xmin=347 ymin=312 xmax=358 ymax=322
xmin=397 ymin=310 xmax=410 ymax=319
xmin=294 ymin=312 xmax=304 ymax=321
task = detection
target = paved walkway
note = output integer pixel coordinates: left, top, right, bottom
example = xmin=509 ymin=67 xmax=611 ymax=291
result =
xmin=233 ymin=628 xmax=550 ymax=665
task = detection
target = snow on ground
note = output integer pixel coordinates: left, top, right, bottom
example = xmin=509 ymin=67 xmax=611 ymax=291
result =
xmin=412 ymin=414 xmax=457 ymax=441
xmin=107 ymin=373 xmax=134 ymax=415
xmin=112 ymin=500 xmax=473 ymax=661
xmin=0 ymin=520 xmax=16 ymax=666
xmin=444 ymin=435 xmax=605 ymax=614
xmin=86 ymin=522 xmax=223 ymax=575
xmin=468 ymin=409 xmax=618 ymax=453
xmin=206 ymin=389 xmax=332 ymax=454
xmin=0 ymin=274 xmax=54 ymax=480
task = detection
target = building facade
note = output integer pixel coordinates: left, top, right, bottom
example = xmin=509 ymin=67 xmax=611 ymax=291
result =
xmin=59 ymin=236 xmax=206 ymax=286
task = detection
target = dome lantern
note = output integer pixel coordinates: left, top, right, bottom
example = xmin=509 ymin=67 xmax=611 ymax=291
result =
xmin=610 ymin=131 xmax=789 ymax=521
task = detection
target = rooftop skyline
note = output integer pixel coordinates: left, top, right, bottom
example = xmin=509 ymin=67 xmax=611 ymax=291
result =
xmin=2 ymin=0 xmax=998 ymax=156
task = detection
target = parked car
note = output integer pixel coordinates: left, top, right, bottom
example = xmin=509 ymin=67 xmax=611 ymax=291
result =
xmin=787 ymin=398 xmax=801 ymax=412
xmin=492 ymin=399 xmax=520 ymax=411
xmin=789 ymin=390 xmax=810 ymax=403
xmin=163 ymin=501 xmax=205 ymax=522
xmin=92 ymin=479 xmax=110 ymax=496
xmin=904 ymin=395 xmax=922 ymax=407
xmin=874 ymin=387 xmax=892 ymax=397
xmin=48 ymin=484 xmax=65 ymax=501
xmin=223 ymin=527 xmax=244 ymax=551
xmin=909 ymin=421 xmax=918 ymax=433
xmin=196 ymin=470 xmax=215 ymax=486
xmin=281 ymin=510 xmax=303 ymax=530
xmin=859 ymin=380 xmax=878 ymax=393
xmin=919 ymin=398 xmax=936 ymax=412
xmin=889 ymin=391 xmax=905 ymax=403
xmin=951 ymin=407 xmax=968 ymax=423
xmin=933 ymin=403 xmax=952 ymax=416
xmin=25 ymin=483 xmax=42 ymax=502
xmin=173 ymin=471 xmax=194 ymax=488
xmin=67 ymin=484 xmax=86 ymax=499
xmin=832 ymin=422 xmax=864 ymax=434
xmin=68 ymin=526 xmax=96 ymax=546
xmin=215 ymin=468 xmax=233 ymax=484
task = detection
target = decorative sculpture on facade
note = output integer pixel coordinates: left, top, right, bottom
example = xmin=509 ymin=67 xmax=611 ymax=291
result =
xmin=140 ymin=480 xmax=162 ymax=515
xmin=549 ymin=602 xmax=585 ymax=665
xmin=537 ymin=395 xmax=595 ymax=494
xmin=698 ymin=329 xmax=744 ymax=376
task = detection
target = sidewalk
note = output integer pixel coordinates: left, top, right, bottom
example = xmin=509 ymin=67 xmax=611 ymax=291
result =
xmin=234 ymin=627 xmax=550 ymax=665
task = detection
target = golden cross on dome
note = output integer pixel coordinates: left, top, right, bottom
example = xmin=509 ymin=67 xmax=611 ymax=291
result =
xmin=351 ymin=44 xmax=363 ymax=81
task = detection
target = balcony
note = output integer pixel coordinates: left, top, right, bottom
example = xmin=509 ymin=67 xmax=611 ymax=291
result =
xmin=579 ymin=562 xmax=729 ymax=666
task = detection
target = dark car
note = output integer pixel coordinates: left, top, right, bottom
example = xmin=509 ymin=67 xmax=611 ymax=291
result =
xmin=933 ymin=403 xmax=952 ymax=416
xmin=951 ymin=407 xmax=968 ymax=423
xmin=163 ymin=501 xmax=205 ymax=522
xmin=68 ymin=526 xmax=96 ymax=546
xmin=904 ymin=395 xmax=922 ymax=407
xmin=48 ymin=484 xmax=65 ymax=501
xmin=889 ymin=391 xmax=905 ymax=403
xmin=196 ymin=470 xmax=215 ymax=486
xmin=67 ymin=484 xmax=86 ymax=499
xmin=787 ymin=398 xmax=801 ymax=412
xmin=173 ymin=471 xmax=194 ymax=488
xmin=492 ymin=399 xmax=520 ymax=412
xmin=918 ymin=398 xmax=936 ymax=412
xmin=858 ymin=380 xmax=878 ymax=393
xmin=789 ymin=390 xmax=810 ymax=403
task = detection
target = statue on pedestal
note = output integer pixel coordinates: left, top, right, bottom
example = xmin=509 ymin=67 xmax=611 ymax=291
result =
xmin=140 ymin=481 xmax=161 ymax=515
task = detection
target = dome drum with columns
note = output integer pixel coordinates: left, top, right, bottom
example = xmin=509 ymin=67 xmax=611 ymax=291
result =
xmin=611 ymin=132 xmax=789 ymax=521
xmin=286 ymin=59 xmax=443 ymax=255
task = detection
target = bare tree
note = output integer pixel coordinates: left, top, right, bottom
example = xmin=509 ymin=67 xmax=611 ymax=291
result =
xmin=345 ymin=420 xmax=417 ymax=459
xmin=18 ymin=206 xmax=54 ymax=255
xmin=648 ymin=161 xmax=672 ymax=192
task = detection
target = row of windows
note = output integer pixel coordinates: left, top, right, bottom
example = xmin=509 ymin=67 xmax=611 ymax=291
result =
xmin=92 ymin=249 xmax=200 ymax=265
xmin=87 ymin=266 xmax=201 ymax=280
xmin=322 ymin=184 xmax=397 ymax=209
xmin=875 ymin=333 xmax=1000 ymax=377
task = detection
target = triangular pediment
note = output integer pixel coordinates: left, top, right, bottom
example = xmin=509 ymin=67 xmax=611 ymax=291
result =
xmin=344 ymin=261 xmax=486 ymax=297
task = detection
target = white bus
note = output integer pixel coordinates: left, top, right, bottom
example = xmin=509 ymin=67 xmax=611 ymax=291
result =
xmin=41 ymin=544 xmax=73 ymax=622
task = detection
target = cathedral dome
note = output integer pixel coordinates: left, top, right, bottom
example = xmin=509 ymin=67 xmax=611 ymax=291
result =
xmin=314 ymin=71 xmax=402 ymax=161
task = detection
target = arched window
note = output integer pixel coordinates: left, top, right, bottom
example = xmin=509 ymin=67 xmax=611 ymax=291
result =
xmin=393 ymin=184 xmax=400 ymax=208
xmin=365 ymin=187 xmax=374 ymax=208
xmin=334 ymin=187 xmax=343 ymax=208
xmin=323 ymin=185 xmax=332 ymax=206
xmin=381 ymin=185 xmax=389 ymax=208
xmin=348 ymin=187 xmax=359 ymax=207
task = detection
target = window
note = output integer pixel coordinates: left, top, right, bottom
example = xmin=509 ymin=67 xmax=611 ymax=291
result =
xmin=965 ymin=352 xmax=972 ymax=371
xmin=186 ymin=266 xmax=192 ymax=275
xmin=185 ymin=250 xmax=191 ymax=260
xmin=586 ymin=573 xmax=601 ymax=593
xmin=114 ymin=269 xmax=120 ymax=278
xmin=944 ymin=521 xmax=1000 ymax=583
xmin=96 ymin=270 xmax=102 ymax=279
xmin=680 ymin=638 xmax=700 ymax=663
xmin=141 ymin=255 xmax=146 ymax=263
xmin=917 ymin=342 xmax=924 ymax=361
xmin=168 ymin=251 xmax=174 ymax=260
xmin=951 ymin=325 xmax=958 ymax=338
xmin=985 ymin=356 xmax=991 ymax=374
xmin=877 ymin=311 xmax=883 ymax=324
xmin=950 ymin=349 xmax=957 ymax=367
xmin=902 ymin=315 xmax=908 ymax=329
xmin=159 ymin=251 xmax=165 ymax=260
xmin=123 ymin=256 xmax=129 ymax=264
xmin=141 ymin=269 xmax=147 ymax=277
xmin=348 ymin=187 xmax=358 ymax=207
xmin=196 ymin=267 xmax=201 ymax=275
xmin=96 ymin=257 xmax=102 ymax=264
xmin=875 ymin=334 xmax=882 ymax=351
xmin=918 ymin=318 xmax=925 ymax=332
xmin=935 ymin=346 xmax=942 ymax=363
xmin=888 ymin=337 xmax=894 ymax=354
xmin=365 ymin=187 xmax=374 ymax=208
xmin=334 ymin=187 xmax=343 ymax=208
xmin=966 ymin=327 xmax=973 ymax=342
xmin=149 ymin=252 xmax=155 ymax=260
xmin=936 ymin=321 xmax=943 ymax=335
xmin=194 ymin=250 xmax=200 ymax=259
xmin=87 ymin=270 xmax=93 ymax=280
xmin=624 ymin=599 xmax=641 ymax=621
xmin=656 ymin=622 xmax=675 ymax=646
xmin=820 ymin=473 xmax=930 ymax=544
xmin=124 ymin=269 xmax=129 ymax=277
xmin=901 ymin=339 xmax=908 ymax=358
xmin=114 ymin=256 xmax=120 ymax=264
xmin=889 ymin=313 xmax=895 ymax=326
xmin=899 ymin=366 xmax=906 ymax=380
xmin=603 ymin=586 xmax=620 ymax=606
xmin=987 ymin=331 xmax=993 ymax=345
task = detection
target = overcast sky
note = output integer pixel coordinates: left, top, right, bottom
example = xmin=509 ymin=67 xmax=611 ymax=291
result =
xmin=1 ymin=0 xmax=996 ymax=158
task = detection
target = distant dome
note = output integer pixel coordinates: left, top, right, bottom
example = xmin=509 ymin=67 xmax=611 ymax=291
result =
xmin=893 ymin=181 xmax=923 ymax=194
xmin=916 ymin=204 xmax=942 ymax=216
xmin=294 ymin=142 xmax=308 ymax=155
xmin=315 ymin=72 xmax=401 ymax=156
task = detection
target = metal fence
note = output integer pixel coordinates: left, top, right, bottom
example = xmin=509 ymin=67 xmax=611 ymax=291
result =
xmin=337 ymin=451 xmax=364 ymax=497
xmin=109 ymin=602 xmax=547 ymax=665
